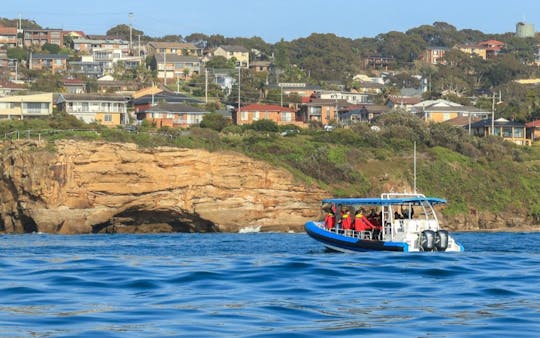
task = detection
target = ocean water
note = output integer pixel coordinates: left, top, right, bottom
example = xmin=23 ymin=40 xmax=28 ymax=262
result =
xmin=0 ymin=232 xmax=539 ymax=337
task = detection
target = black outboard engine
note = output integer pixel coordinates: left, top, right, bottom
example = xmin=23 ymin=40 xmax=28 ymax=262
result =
xmin=420 ymin=230 xmax=435 ymax=251
xmin=435 ymin=230 xmax=449 ymax=251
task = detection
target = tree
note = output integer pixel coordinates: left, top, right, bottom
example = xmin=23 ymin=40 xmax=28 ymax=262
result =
xmin=7 ymin=47 xmax=26 ymax=61
xmin=205 ymin=56 xmax=235 ymax=69
xmin=42 ymin=43 xmax=60 ymax=54
xmin=106 ymin=24 xmax=144 ymax=41
xmin=200 ymin=112 xmax=229 ymax=131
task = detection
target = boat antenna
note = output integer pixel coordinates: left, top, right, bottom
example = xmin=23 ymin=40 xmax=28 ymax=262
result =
xmin=413 ymin=141 xmax=417 ymax=193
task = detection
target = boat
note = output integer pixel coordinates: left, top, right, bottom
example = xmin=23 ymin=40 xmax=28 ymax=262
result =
xmin=304 ymin=192 xmax=464 ymax=252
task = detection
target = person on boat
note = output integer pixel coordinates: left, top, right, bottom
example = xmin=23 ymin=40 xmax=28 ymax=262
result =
xmin=394 ymin=211 xmax=403 ymax=219
xmin=401 ymin=204 xmax=414 ymax=219
xmin=354 ymin=209 xmax=375 ymax=232
xmin=324 ymin=208 xmax=336 ymax=230
xmin=341 ymin=207 xmax=352 ymax=232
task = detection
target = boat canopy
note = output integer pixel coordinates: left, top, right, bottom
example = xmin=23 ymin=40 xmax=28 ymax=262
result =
xmin=321 ymin=197 xmax=447 ymax=206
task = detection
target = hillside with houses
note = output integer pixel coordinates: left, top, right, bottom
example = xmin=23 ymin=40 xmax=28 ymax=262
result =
xmin=2 ymin=19 xmax=540 ymax=145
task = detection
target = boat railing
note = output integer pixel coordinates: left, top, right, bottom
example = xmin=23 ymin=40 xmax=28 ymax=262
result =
xmin=318 ymin=223 xmax=378 ymax=240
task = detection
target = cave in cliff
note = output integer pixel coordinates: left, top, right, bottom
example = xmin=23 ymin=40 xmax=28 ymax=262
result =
xmin=92 ymin=208 xmax=219 ymax=234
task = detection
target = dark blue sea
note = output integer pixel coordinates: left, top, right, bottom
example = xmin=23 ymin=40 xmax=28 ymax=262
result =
xmin=1 ymin=232 xmax=539 ymax=337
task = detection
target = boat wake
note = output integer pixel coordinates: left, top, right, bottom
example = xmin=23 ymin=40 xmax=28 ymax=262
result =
xmin=238 ymin=225 xmax=261 ymax=233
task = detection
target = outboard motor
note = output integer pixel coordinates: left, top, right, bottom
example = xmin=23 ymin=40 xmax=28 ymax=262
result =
xmin=435 ymin=230 xmax=449 ymax=251
xmin=420 ymin=230 xmax=435 ymax=251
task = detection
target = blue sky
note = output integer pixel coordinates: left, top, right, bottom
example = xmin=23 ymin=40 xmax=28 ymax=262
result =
xmin=5 ymin=0 xmax=540 ymax=42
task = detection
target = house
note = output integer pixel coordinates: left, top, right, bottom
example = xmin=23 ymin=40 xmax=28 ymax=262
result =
xmin=154 ymin=54 xmax=201 ymax=81
xmin=62 ymin=78 xmax=86 ymax=94
xmin=234 ymin=103 xmax=297 ymax=126
xmin=30 ymin=53 xmax=68 ymax=73
xmin=386 ymin=96 xmax=422 ymax=111
xmin=249 ymin=61 xmax=273 ymax=73
xmin=319 ymin=90 xmax=372 ymax=105
xmin=95 ymin=76 xmax=139 ymax=94
xmin=23 ymin=28 xmax=63 ymax=47
xmin=213 ymin=45 xmax=249 ymax=68
xmin=419 ymin=47 xmax=449 ymax=65
xmin=353 ymin=81 xmax=384 ymax=95
xmin=92 ymin=48 xmax=143 ymax=75
xmin=338 ymin=104 xmax=391 ymax=124
xmin=525 ymin=120 xmax=540 ymax=142
xmin=68 ymin=56 xmax=104 ymax=78
xmin=72 ymin=37 xmax=128 ymax=53
xmin=132 ymin=91 xmax=203 ymax=113
xmin=478 ymin=40 xmax=504 ymax=59
xmin=362 ymin=56 xmax=395 ymax=69
xmin=56 ymin=93 xmax=128 ymax=126
xmin=470 ymin=118 xmax=530 ymax=146
xmin=412 ymin=99 xmax=490 ymax=123
xmin=137 ymin=103 xmax=209 ymax=128
xmin=0 ymin=80 xmax=27 ymax=96
xmin=146 ymin=42 xmax=201 ymax=57
xmin=0 ymin=93 xmax=53 ymax=120
xmin=303 ymin=99 xmax=349 ymax=125
xmin=0 ymin=26 xmax=18 ymax=48
xmin=454 ymin=43 xmax=487 ymax=60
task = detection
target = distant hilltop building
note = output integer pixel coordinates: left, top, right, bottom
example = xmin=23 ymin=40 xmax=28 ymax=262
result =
xmin=516 ymin=22 xmax=535 ymax=38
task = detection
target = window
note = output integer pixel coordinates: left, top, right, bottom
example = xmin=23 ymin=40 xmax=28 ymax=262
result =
xmin=241 ymin=111 xmax=248 ymax=121
xmin=25 ymin=102 xmax=47 ymax=114
xmin=503 ymin=127 xmax=512 ymax=138
xmin=253 ymin=111 xmax=260 ymax=121
xmin=103 ymin=114 xmax=112 ymax=122
xmin=514 ymin=128 xmax=524 ymax=138
xmin=281 ymin=112 xmax=292 ymax=122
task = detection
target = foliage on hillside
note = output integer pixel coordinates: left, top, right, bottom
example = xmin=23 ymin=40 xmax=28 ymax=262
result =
xmin=3 ymin=111 xmax=540 ymax=218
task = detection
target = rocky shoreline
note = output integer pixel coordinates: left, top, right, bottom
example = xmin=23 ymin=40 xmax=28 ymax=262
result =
xmin=1 ymin=140 xmax=538 ymax=234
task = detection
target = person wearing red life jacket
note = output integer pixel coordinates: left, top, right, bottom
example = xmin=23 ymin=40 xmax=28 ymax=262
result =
xmin=341 ymin=208 xmax=352 ymax=231
xmin=354 ymin=209 xmax=375 ymax=232
xmin=324 ymin=210 xmax=335 ymax=229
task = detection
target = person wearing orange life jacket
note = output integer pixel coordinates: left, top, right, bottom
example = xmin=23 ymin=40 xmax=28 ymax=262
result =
xmin=354 ymin=209 xmax=375 ymax=232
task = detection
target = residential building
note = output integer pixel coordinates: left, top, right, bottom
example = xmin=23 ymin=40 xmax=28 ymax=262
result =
xmin=249 ymin=61 xmax=273 ymax=73
xmin=470 ymin=118 xmax=530 ymax=146
xmin=72 ymin=37 xmax=128 ymax=53
xmin=0 ymin=81 xmax=27 ymax=96
xmin=0 ymin=93 xmax=53 ymax=120
xmin=526 ymin=120 xmax=540 ymax=142
xmin=234 ymin=103 xmax=297 ymax=126
xmin=353 ymin=81 xmax=384 ymax=95
xmin=420 ymin=47 xmax=449 ymax=65
xmin=478 ymin=40 xmax=504 ymax=59
xmin=155 ymin=54 xmax=201 ymax=81
xmin=62 ymin=78 xmax=86 ymax=94
xmin=385 ymin=96 xmax=422 ymax=111
xmin=213 ymin=45 xmax=249 ymax=68
xmin=412 ymin=99 xmax=490 ymax=123
xmin=56 ymin=93 xmax=128 ymax=126
xmin=132 ymin=91 xmax=203 ymax=113
xmin=23 ymin=28 xmax=63 ymax=47
xmin=137 ymin=103 xmax=209 ymax=128
xmin=0 ymin=26 xmax=18 ymax=48
xmin=146 ymin=42 xmax=201 ymax=57
xmin=92 ymin=48 xmax=143 ymax=74
xmin=455 ymin=43 xmax=487 ymax=60
xmin=338 ymin=104 xmax=391 ymax=124
xmin=303 ymin=99 xmax=349 ymax=125
xmin=319 ymin=90 xmax=372 ymax=105
xmin=68 ymin=56 xmax=104 ymax=78
xmin=362 ymin=56 xmax=395 ymax=69
xmin=30 ymin=54 xmax=68 ymax=73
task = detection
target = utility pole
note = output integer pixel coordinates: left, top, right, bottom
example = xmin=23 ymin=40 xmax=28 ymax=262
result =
xmin=163 ymin=52 xmax=167 ymax=86
xmin=138 ymin=34 xmax=141 ymax=57
xmin=491 ymin=92 xmax=495 ymax=136
xmin=238 ymin=67 xmax=241 ymax=116
xmin=205 ymin=69 xmax=208 ymax=104
xmin=128 ymin=12 xmax=133 ymax=54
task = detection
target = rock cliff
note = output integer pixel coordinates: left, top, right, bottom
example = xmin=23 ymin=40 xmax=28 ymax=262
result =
xmin=0 ymin=140 xmax=326 ymax=234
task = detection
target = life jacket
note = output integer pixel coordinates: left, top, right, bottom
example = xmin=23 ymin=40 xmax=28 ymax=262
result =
xmin=324 ymin=212 xmax=335 ymax=229
xmin=354 ymin=213 xmax=374 ymax=231
xmin=341 ymin=213 xmax=352 ymax=230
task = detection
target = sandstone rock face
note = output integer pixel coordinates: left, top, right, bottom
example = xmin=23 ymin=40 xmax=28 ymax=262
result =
xmin=0 ymin=140 xmax=326 ymax=234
